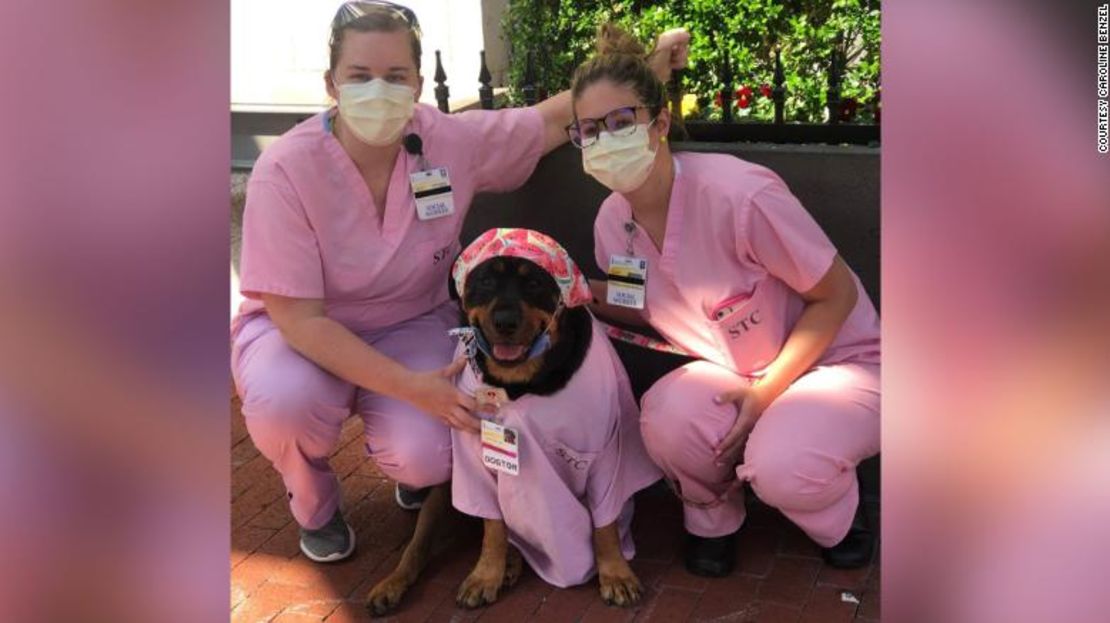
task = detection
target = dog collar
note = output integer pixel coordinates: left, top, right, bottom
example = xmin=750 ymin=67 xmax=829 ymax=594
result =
xmin=449 ymin=305 xmax=562 ymax=368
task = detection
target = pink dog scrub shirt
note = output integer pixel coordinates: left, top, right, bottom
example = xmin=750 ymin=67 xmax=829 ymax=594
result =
xmin=451 ymin=316 xmax=662 ymax=588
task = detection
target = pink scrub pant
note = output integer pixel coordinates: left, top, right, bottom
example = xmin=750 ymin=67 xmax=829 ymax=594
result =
xmin=231 ymin=303 xmax=457 ymax=530
xmin=640 ymin=360 xmax=879 ymax=547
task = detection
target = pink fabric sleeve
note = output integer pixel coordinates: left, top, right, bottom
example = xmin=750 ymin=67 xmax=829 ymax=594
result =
xmin=449 ymin=351 xmax=503 ymax=521
xmin=238 ymin=174 xmax=324 ymax=300
xmin=736 ymin=179 xmax=838 ymax=294
xmin=456 ymin=106 xmax=545 ymax=194
xmin=450 ymin=428 xmax=504 ymax=521
xmin=585 ymin=416 xmax=623 ymax=528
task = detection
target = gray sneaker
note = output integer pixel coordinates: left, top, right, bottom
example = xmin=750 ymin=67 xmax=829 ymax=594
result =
xmin=394 ymin=483 xmax=430 ymax=511
xmin=299 ymin=510 xmax=355 ymax=563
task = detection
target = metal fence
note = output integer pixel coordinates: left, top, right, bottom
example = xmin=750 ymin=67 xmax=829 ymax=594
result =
xmin=434 ymin=46 xmax=879 ymax=146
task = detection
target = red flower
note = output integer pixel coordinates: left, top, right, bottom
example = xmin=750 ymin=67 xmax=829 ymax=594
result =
xmin=714 ymin=91 xmax=723 ymax=108
xmin=759 ymin=83 xmax=772 ymax=98
xmin=735 ymin=85 xmax=753 ymax=109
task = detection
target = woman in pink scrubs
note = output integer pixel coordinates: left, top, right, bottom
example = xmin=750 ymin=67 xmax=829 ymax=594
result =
xmin=231 ymin=3 xmax=688 ymax=563
xmin=570 ymin=25 xmax=880 ymax=575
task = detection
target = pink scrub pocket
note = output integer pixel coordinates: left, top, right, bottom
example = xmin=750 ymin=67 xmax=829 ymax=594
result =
xmin=707 ymin=277 xmax=791 ymax=375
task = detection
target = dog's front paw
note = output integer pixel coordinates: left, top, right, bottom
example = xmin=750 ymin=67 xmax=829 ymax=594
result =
xmin=456 ymin=568 xmax=504 ymax=609
xmin=366 ymin=572 xmax=410 ymax=617
xmin=598 ymin=567 xmax=643 ymax=608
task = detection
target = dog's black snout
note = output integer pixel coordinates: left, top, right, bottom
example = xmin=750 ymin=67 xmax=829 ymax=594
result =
xmin=492 ymin=306 xmax=521 ymax=335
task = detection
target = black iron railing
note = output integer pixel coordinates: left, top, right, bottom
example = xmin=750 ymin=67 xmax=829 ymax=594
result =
xmin=433 ymin=46 xmax=879 ymax=146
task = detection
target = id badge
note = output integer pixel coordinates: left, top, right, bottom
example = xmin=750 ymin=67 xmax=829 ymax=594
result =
xmin=607 ymin=254 xmax=648 ymax=309
xmin=480 ymin=419 xmax=520 ymax=476
xmin=410 ymin=167 xmax=455 ymax=220
xmin=475 ymin=385 xmax=508 ymax=415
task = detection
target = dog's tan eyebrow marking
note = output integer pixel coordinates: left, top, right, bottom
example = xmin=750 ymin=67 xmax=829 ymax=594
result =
xmin=517 ymin=263 xmax=530 ymax=276
xmin=492 ymin=260 xmax=505 ymax=273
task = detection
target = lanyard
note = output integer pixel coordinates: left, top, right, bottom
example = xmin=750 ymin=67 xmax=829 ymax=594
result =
xmin=623 ymin=221 xmax=637 ymax=256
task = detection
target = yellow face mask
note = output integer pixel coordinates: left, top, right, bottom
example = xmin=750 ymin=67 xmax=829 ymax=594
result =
xmin=334 ymin=78 xmax=415 ymax=146
xmin=581 ymin=123 xmax=658 ymax=194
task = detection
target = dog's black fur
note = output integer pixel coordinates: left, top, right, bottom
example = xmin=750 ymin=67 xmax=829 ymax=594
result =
xmin=451 ymin=256 xmax=592 ymax=400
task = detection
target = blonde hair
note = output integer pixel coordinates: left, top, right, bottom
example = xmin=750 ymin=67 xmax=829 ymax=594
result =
xmin=328 ymin=9 xmax=421 ymax=72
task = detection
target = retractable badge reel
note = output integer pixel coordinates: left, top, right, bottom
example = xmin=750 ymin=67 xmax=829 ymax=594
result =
xmin=405 ymin=134 xmax=455 ymax=220
xmin=607 ymin=221 xmax=648 ymax=309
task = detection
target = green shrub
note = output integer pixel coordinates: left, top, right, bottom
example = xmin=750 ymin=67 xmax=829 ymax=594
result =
xmin=501 ymin=0 xmax=880 ymax=123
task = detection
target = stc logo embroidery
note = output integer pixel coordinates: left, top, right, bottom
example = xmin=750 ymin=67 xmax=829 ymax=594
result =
xmin=726 ymin=309 xmax=761 ymax=338
xmin=432 ymin=244 xmax=453 ymax=264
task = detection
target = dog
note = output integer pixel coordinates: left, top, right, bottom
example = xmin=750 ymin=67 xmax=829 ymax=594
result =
xmin=365 ymin=229 xmax=659 ymax=615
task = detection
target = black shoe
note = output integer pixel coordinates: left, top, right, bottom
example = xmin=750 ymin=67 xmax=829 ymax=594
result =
xmin=394 ymin=483 xmax=430 ymax=511
xmin=821 ymin=503 xmax=874 ymax=569
xmin=684 ymin=530 xmax=738 ymax=577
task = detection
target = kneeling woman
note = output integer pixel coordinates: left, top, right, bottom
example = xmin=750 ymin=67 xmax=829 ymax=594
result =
xmin=571 ymin=26 xmax=881 ymax=575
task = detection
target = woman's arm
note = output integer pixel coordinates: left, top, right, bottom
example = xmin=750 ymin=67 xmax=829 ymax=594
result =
xmin=714 ymin=257 xmax=858 ymax=460
xmin=262 ymin=293 xmax=478 ymax=432
xmin=533 ymin=28 xmax=690 ymax=155
xmin=744 ymin=256 xmax=857 ymax=401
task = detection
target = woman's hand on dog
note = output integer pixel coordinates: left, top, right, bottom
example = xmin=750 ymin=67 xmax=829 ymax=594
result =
xmin=404 ymin=357 xmax=480 ymax=432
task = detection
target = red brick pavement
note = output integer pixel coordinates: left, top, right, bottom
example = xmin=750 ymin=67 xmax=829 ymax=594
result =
xmin=231 ymin=393 xmax=880 ymax=622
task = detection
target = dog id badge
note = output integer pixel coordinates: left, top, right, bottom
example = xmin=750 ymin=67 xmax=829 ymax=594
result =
xmin=410 ymin=167 xmax=454 ymax=221
xmin=481 ymin=419 xmax=520 ymax=476
xmin=607 ymin=255 xmax=647 ymax=309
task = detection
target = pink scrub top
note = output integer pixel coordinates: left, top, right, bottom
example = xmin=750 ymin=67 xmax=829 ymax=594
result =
xmin=235 ymin=103 xmax=545 ymax=333
xmin=594 ymin=152 xmax=880 ymax=376
xmin=451 ymin=317 xmax=662 ymax=587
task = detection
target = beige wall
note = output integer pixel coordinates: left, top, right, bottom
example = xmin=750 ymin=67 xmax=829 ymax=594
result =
xmin=481 ymin=0 xmax=510 ymax=87
xmin=231 ymin=0 xmax=510 ymax=109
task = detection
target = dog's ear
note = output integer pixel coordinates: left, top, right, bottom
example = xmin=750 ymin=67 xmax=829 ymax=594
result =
xmin=447 ymin=273 xmax=459 ymax=301
xmin=447 ymin=252 xmax=461 ymax=301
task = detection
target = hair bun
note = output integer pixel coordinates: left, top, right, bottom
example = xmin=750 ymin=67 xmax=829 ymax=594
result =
xmin=595 ymin=23 xmax=646 ymax=57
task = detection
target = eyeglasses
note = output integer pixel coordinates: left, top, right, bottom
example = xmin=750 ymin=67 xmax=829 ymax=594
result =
xmin=566 ymin=106 xmax=654 ymax=148
xmin=332 ymin=1 xmax=422 ymax=38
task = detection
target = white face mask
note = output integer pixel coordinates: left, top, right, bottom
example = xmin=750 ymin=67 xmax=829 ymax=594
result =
xmin=335 ymin=78 xmax=415 ymax=146
xmin=582 ymin=123 xmax=658 ymax=194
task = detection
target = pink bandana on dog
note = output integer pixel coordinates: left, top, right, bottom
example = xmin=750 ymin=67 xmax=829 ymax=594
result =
xmin=453 ymin=228 xmax=593 ymax=307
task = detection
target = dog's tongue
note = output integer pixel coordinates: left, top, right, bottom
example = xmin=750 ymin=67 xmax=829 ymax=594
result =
xmin=493 ymin=344 xmax=527 ymax=361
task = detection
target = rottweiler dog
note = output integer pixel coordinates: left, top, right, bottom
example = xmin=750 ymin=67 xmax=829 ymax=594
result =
xmin=457 ymin=255 xmax=592 ymax=399
xmin=365 ymin=254 xmax=643 ymax=616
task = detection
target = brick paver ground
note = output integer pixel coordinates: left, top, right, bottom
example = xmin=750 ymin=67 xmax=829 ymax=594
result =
xmin=231 ymin=391 xmax=880 ymax=622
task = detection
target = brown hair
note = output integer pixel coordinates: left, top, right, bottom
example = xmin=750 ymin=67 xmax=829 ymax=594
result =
xmin=328 ymin=10 xmax=422 ymax=72
xmin=571 ymin=23 xmax=665 ymax=116
xmin=572 ymin=23 xmax=687 ymax=141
